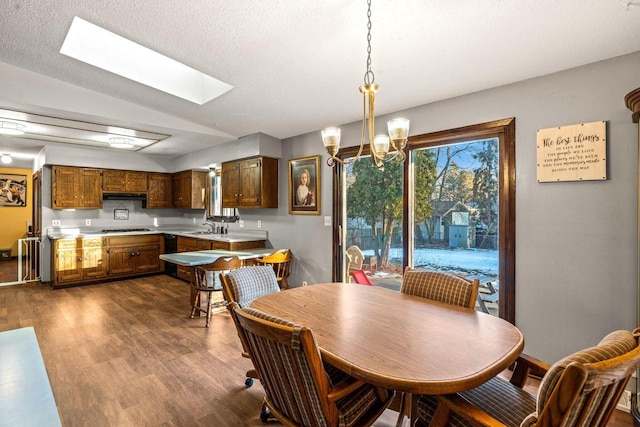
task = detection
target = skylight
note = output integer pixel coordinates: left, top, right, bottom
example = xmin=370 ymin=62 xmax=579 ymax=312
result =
xmin=60 ymin=17 xmax=233 ymax=105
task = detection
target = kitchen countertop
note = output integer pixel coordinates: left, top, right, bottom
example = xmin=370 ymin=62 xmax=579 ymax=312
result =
xmin=46 ymin=226 xmax=268 ymax=243
xmin=160 ymin=248 xmax=274 ymax=266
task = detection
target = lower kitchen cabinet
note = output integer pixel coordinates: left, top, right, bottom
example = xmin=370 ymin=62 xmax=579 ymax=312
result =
xmin=175 ymin=236 xmax=266 ymax=281
xmin=176 ymin=237 xmax=213 ymax=281
xmin=53 ymin=237 xmax=108 ymax=286
xmin=51 ymin=235 xmax=164 ymax=287
xmin=107 ymin=235 xmax=164 ymax=277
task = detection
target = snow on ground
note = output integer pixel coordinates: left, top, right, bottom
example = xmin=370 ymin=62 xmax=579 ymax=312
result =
xmin=362 ymin=246 xmax=499 ymax=285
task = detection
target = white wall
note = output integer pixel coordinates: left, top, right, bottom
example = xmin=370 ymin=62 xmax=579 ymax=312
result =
xmin=254 ymin=51 xmax=640 ymax=364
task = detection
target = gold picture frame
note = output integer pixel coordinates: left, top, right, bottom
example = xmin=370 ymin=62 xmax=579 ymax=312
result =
xmin=288 ymin=155 xmax=321 ymax=215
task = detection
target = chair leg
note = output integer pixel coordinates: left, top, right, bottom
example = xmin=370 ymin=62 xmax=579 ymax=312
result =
xmin=190 ymin=291 xmax=200 ymax=319
xmin=205 ymin=291 xmax=212 ymax=328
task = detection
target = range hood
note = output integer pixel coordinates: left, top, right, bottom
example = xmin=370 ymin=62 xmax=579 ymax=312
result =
xmin=102 ymin=193 xmax=147 ymax=201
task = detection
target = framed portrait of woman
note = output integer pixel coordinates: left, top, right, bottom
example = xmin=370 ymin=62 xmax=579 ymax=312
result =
xmin=288 ymin=155 xmax=320 ymax=215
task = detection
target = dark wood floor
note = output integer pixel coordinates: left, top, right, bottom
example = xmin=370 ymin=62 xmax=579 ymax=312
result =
xmin=0 ymin=275 xmax=633 ymax=426
xmin=0 ymin=258 xmax=19 ymax=283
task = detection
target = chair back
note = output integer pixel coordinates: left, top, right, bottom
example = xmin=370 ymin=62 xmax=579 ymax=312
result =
xmin=401 ymin=268 xmax=479 ymax=309
xmin=220 ymin=265 xmax=280 ymax=308
xmin=256 ymin=249 xmax=292 ymax=289
xmin=230 ymin=303 xmax=394 ymax=426
xmin=346 ymin=245 xmax=364 ymax=271
xmin=533 ymin=329 xmax=640 ymax=426
xmin=192 ymin=256 xmax=242 ymax=290
xmin=231 ymin=302 xmax=338 ymax=426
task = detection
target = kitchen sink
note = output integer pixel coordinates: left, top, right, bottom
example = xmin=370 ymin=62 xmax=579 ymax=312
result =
xmin=189 ymin=231 xmax=214 ymax=235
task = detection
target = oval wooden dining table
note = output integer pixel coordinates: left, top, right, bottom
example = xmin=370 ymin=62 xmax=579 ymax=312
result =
xmin=250 ymin=282 xmax=524 ymax=396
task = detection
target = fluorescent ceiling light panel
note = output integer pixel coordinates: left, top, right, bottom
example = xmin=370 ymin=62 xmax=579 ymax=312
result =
xmin=60 ymin=17 xmax=233 ymax=105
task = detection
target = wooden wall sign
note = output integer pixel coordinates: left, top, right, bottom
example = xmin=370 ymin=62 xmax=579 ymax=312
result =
xmin=536 ymin=121 xmax=606 ymax=182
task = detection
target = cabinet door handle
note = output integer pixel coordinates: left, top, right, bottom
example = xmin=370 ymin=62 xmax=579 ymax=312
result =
xmin=77 ymin=257 xmax=82 ymax=262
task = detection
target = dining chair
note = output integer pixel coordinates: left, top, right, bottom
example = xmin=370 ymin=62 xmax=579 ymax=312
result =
xmin=416 ymin=328 xmax=640 ymax=427
xmin=189 ymin=255 xmax=242 ymax=327
xmin=220 ymin=265 xmax=281 ymax=387
xmin=229 ymin=301 xmax=395 ymax=426
xmin=401 ymin=267 xmax=479 ymax=309
xmin=398 ymin=268 xmax=480 ymax=425
xmin=346 ymin=245 xmax=365 ymax=273
xmin=255 ymin=248 xmax=292 ymax=290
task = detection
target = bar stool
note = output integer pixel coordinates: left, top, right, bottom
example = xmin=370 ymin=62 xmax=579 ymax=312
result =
xmin=190 ymin=256 xmax=242 ymax=327
xmin=255 ymin=249 xmax=292 ymax=290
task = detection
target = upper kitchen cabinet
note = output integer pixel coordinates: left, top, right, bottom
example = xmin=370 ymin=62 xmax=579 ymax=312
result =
xmin=172 ymin=170 xmax=207 ymax=209
xmin=102 ymin=169 xmax=148 ymax=193
xmin=52 ymin=165 xmax=102 ymax=209
xmin=146 ymin=172 xmax=173 ymax=208
xmin=222 ymin=157 xmax=278 ymax=208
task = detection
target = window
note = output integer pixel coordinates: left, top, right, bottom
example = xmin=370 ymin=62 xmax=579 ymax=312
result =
xmin=334 ymin=118 xmax=516 ymax=322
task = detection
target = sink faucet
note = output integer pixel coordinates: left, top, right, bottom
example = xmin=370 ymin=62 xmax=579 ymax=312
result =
xmin=204 ymin=221 xmax=215 ymax=234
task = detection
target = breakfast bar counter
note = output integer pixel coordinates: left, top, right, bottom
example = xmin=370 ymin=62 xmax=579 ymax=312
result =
xmin=159 ymin=248 xmax=273 ymax=266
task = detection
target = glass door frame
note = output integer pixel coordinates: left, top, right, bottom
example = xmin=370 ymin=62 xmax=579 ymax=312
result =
xmin=332 ymin=118 xmax=516 ymax=323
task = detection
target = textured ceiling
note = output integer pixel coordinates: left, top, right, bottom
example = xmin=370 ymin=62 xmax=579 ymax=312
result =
xmin=0 ymin=0 xmax=639 ymax=160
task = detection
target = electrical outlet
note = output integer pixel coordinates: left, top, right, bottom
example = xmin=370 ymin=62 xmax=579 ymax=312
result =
xmin=85 ymin=219 xmax=91 ymax=226
xmin=239 ymin=220 xmax=244 ymax=228
xmin=324 ymin=216 xmax=332 ymax=226
xmin=257 ymin=220 xmax=262 ymax=228
xmin=52 ymin=220 xmax=61 ymax=226
xmin=192 ymin=217 xmax=196 ymax=224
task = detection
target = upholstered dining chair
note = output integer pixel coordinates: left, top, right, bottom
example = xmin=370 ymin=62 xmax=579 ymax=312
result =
xmin=401 ymin=267 xmax=480 ymax=309
xmin=255 ymin=248 xmax=292 ymax=290
xmin=398 ymin=268 xmax=480 ymax=424
xmin=220 ymin=265 xmax=281 ymax=387
xmin=189 ymin=255 xmax=242 ymax=327
xmin=229 ymin=301 xmax=395 ymax=426
xmin=416 ymin=328 xmax=640 ymax=427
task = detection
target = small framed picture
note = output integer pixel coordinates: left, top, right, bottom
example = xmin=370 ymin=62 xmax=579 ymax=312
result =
xmin=288 ymin=155 xmax=320 ymax=215
xmin=0 ymin=173 xmax=27 ymax=207
xmin=114 ymin=208 xmax=129 ymax=220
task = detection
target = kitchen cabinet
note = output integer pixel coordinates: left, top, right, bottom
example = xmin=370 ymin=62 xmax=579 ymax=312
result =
xmin=51 ymin=234 xmax=163 ymax=287
xmin=176 ymin=236 xmax=213 ymax=281
xmin=175 ymin=236 xmax=266 ymax=281
xmin=102 ymin=169 xmax=148 ymax=193
xmin=53 ymin=237 xmax=108 ymax=286
xmin=52 ymin=166 xmax=102 ymax=209
xmin=147 ymin=173 xmax=173 ymax=208
xmin=172 ymin=170 xmax=207 ymax=209
xmin=107 ymin=235 xmax=163 ymax=277
xmin=221 ymin=157 xmax=278 ymax=208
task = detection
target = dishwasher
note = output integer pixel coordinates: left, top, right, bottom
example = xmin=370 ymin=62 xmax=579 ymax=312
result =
xmin=164 ymin=234 xmax=178 ymax=277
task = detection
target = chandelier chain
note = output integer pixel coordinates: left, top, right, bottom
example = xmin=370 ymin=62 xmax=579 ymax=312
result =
xmin=364 ymin=0 xmax=374 ymax=85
